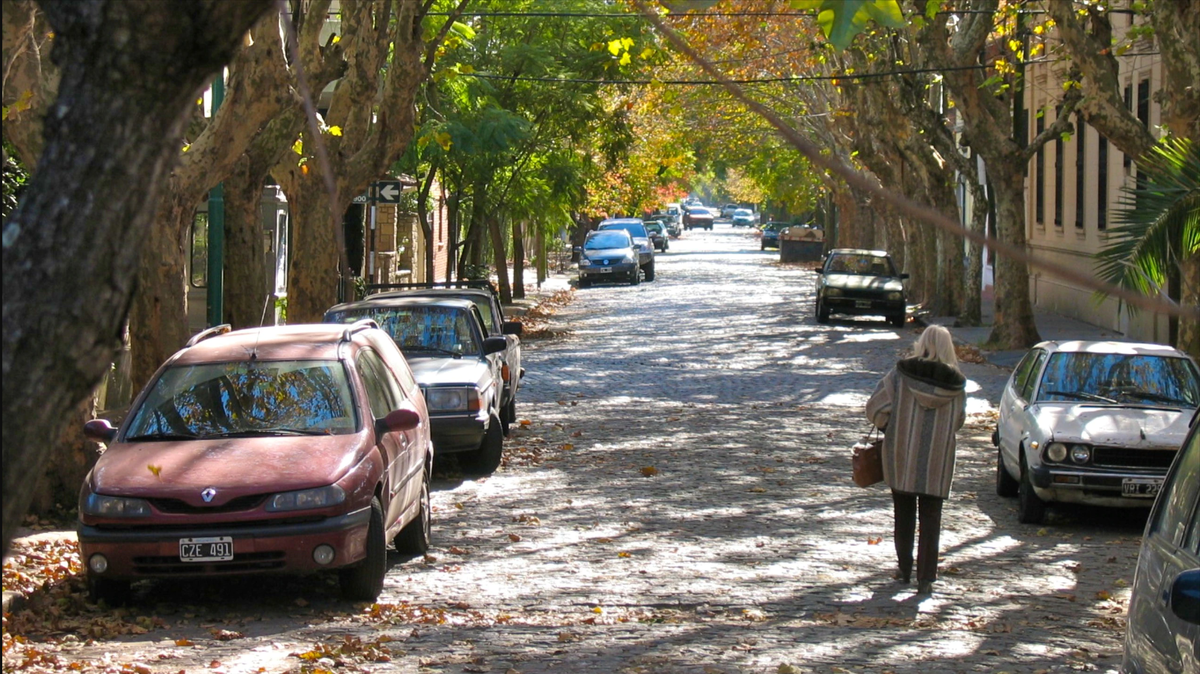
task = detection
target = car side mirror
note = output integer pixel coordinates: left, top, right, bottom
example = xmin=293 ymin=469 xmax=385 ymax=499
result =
xmin=813 ymin=268 xmax=824 ymax=275
xmin=483 ymin=336 xmax=508 ymax=355
xmin=900 ymin=273 xmax=910 ymax=280
xmin=573 ymin=246 xmax=582 ymax=254
xmin=1171 ymin=568 xmax=1200 ymax=625
xmin=83 ymin=419 xmax=118 ymax=442
xmin=502 ymin=321 xmax=523 ymax=336
xmin=377 ymin=407 xmax=421 ymax=435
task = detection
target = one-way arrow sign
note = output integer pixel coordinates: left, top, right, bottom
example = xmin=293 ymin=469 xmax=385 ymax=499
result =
xmin=375 ymin=180 xmax=403 ymax=204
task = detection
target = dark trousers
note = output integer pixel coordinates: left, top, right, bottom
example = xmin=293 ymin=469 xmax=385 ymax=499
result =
xmin=891 ymin=490 xmax=944 ymax=584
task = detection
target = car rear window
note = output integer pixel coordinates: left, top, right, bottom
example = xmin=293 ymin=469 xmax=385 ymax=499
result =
xmin=329 ymin=306 xmax=480 ymax=357
xmin=1035 ymin=353 xmax=1200 ymax=407
xmin=125 ymin=360 xmax=358 ymax=438
xmin=826 ymin=254 xmax=894 ymax=275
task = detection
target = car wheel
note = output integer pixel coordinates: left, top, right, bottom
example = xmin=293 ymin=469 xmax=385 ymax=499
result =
xmin=339 ymin=496 xmax=387 ymax=601
xmin=644 ymin=262 xmax=655 ymax=282
xmin=468 ymin=416 xmax=504 ymax=474
xmin=996 ymin=448 xmax=1019 ymax=498
xmin=1017 ymin=452 xmax=1047 ymax=524
xmin=578 ymin=279 xmax=589 ymax=289
xmin=87 ymin=576 xmax=131 ymax=606
xmin=889 ymin=313 xmax=905 ymax=328
xmin=761 ymin=242 xmax=766 ymax=250
xmin=394 ymin=471 xmax=431 ymax=555
xmin=816 ymin=298 xmax=830 ymax=324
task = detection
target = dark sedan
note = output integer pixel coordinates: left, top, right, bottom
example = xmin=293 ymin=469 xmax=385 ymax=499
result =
xmin=814 ymin=248 xmax=908 ymax=327
xmin=683 ymin=206 xmax=713 ymax=230
xmin=644 ymin=221 xmax=669 ymax=252
xmin=759 ymin=222 xmax=790 ymax=249
xmin=578 ymin=229 xmax=641 ymax=287
xmin=324 ymin=297 xmax=508 ymax=473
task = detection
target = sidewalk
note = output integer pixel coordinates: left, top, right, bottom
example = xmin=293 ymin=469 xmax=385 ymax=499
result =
xmin=922 ymin=305 xmax=1124 ymax=369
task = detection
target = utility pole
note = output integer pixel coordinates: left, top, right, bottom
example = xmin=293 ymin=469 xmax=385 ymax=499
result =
xmin=206 ymin=73 xmax=225 ymax=327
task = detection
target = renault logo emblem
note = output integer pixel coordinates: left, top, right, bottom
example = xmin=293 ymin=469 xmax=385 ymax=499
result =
xmin=201 ymin=487 xmax=217 ymax=503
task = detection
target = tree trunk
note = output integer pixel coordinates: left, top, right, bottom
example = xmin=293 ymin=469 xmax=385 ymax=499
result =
xmin=417 ymin=166 xmax=436 ymax=284
xmin=1 ymin=0 xmax=273 ymax=556
xmin=28 ymin=398 xmax=99 ymax=518
xmin=223 ymin=167 xmax=269 ymax=329
xmin=512 ymin=218 xmax=525 ymax=300
xmin=277 ymin=166 xmax=340 ymax=323
xmin=488 ymin=214 xmax=512 ymax=304
xmin=986 ymin=166 xmax=1041 ymax=348
xmin=1180 ymin=253 xmax=1200 ymax=358
xmin=536 ymin=225 xmax=546 ymax=285
xmin=129 ymin=195 xmax=194 ymax=389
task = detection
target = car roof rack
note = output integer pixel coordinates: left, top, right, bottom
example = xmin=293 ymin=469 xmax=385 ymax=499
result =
xmin=364 ymin=280 xmax=498 ymax=296
xmin=341 ymin=318 xmax=380 ymax=342
xmin=185 ymin=324 xmax=231 ymax=347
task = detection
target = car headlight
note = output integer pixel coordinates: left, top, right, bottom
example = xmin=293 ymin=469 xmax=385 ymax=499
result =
xmin=1045 ymin=442 xmax=1068 ymax=462
xmin=83 ymin=493 xmax=151 ymax=518
xmin=640 ymin=244 xmax=652 ymax=253
xmin=267 ymin=485 xmax=345 ymax=512
xmin=1070 ymin=444 xmax=1091 ymax=464
xmin=825 ymin=288 xmax=843 ymax=297
xmin=579 ymin=258 xmax=592 ymax=267
xmin=424 ymin=386 xmax=481 ymax=412
xmin=623 ymin=255 xmax=638 ymax=264
xmin=887 ymin=292 xmax=903 ymax=301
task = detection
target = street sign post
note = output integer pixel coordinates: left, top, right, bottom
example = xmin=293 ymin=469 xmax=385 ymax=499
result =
xmin=375 ymin=180 xmax=403 ymax=204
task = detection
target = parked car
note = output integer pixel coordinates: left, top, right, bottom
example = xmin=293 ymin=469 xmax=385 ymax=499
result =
xmin=720 ymin=203 xmax=739 ymax=218
xmin=1121 ymin=408 xmax=1199 ymax=674
xmin=577 ymin=229 xmax=641 ymax=287
xmin=324 ymin=297 xmax=508 ymax=474
xmin=644 ymin=220 xmax=670 ymax=252
xmin=759 ymin=222 xmax=791 ymax=250
xmin=78 ymin=322 xmax=433 ymax=604
xmin=731 ymin=208 xmax=756 ymax=227
xmin=597 ymin=218 xmax=656 ymax=280
xmin=683 ymin=206 xmax=714 ymax=231
xmin=663 ymin=205 xmax=683 ymax=236
xmin=813 ymin=248 xmax=908 ymax=326
xmin=994 ymin=340 xmax=1200 ymax=524
xmin=360 ymin=282 xmax=523 ymax=435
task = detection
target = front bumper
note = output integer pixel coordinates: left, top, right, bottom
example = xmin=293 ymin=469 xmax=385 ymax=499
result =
xmin=823 ymin=296 xmax=905 ymax=317
xmin=77 ymin=506 xmax=371 ymax=580
xmin=1029 ymin=463 xmax=1169 ymax=508
xmin=580 ymin=261 xmax=638 ymax=283
xmin=429 ymin=409 xmax=490 ymax=453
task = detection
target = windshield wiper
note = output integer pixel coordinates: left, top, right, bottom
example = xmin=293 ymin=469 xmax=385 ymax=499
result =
xmin=403 ymin=346 xmax=463 ymax=358
xmin=1119 ymin=390 xmax=1192 ymax=406
xmin=1042 ymin=390 xmax=1118 ymax=404
xmin=202 ymin=428 xmax=331 ymax=438
xmin=126 ymin=432 xmax=201 ymax=441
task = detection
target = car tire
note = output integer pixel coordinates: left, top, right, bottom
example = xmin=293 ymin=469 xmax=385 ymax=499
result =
xmin=816 ymin=298 xmax=830 ymax=324
xmin=394 ymin=470 xmax=431 ymax=555
xmin=889 ymin=313 xmax=906 ymax=328
xmin=467 ymin=416 xmax=504 ymax=474
xmin=761 ymin=242 xmax=766 ymax=250
xmin=578 ymin=279 xmax=589 ymax=289
xmin=339 ymin=496 xmax=386 ymax=601
xmin=996 ymin=448 xmax=1019 ymax=498
xmin=87 ymin=576 xmax=131 ymax=606
xmin=1017 ymin=453 xmax=1047 ymax=524
xmin=644 ymin=262 xmax=655 ymax=282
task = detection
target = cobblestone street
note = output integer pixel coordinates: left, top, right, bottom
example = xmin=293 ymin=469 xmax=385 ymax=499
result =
xmin=30 ymin=226 xmax=1147 ymax=674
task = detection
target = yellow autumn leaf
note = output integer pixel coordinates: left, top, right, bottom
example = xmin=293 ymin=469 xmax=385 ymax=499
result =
xmin=459 ymin=64 xmax=475 ymax=74
xmin=435 ymin=132 xmax=452 ymax=151
xmin=592 ymin=606 xmax=603 ymax=613
xmin=562 ymin=443 xmax=574 ymax=451
xmin=619 ymin=52 xmax=631 ymax=66
xmin=327 ymin=125 xmax=343 ymax=137
xmin=617 ymin=551 xmax=631 ymax=558
xmin=639 ymin=47 xmax=654 ymax=59
xmin=640 ymin=466 xmax=658 ymax=477
xmin=181 ymin=144 xmax=190 ymax=153
xmin=607 ymin=39 xmax=623 ymax=56
xmin=292 ymin=139 xmax=303 ymax=155
xmin=331 ymin=34 xmax=341 ymax=44
xmin=147 ymin=464 xmax=162 ymax=478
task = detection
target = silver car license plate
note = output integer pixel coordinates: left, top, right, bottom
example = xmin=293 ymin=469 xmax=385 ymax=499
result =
xmin=179 ymin=536 xmax=234 ymax=562
xmin=596 ymin=267 xmax=612 ymax=273
xmin=1121 ymin=478 xmax=1162 ymax=498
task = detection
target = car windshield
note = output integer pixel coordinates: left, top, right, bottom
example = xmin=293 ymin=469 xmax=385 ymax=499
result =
xmin=1036 ymin=352 xmax=1200 ymax=407
xmin=599 ymin=222 xmax=647 ymax=238
xmin=765 ymin=223 xmax=789 ymax=231
xmin=645 ymin=223 xmax=664 ymax=234
xmin=688 ymin=207 xmax=709 ymax=215
xmin=585 ymin=231 xmax=632 ymax=249
xmin=125 ymin=360 xmax=358 ymax=439
xmin=734 ymin=209 xmax=752 ymax=216
xmin=825 ymin=253 xmax=894 ymax=276
xmin=328 ymin=306 xmax=480 ymax=356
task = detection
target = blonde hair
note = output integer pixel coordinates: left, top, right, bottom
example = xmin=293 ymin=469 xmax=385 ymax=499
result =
xmin=912 ymin=325 xmax=959 ymax=371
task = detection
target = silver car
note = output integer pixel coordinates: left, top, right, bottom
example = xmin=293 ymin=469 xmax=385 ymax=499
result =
xmin=598 ymin=218 xmax=656 ymax=281
xmin=994 ymin=340 xmax=1200 ymax=524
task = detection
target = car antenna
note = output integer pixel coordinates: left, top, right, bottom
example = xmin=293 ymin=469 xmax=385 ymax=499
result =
xmin=249 ymin=293 xmax=272 ymax=362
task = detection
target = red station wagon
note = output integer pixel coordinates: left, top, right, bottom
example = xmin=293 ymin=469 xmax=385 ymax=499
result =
xmin=77 ymin=322 xmax=433 ymax=603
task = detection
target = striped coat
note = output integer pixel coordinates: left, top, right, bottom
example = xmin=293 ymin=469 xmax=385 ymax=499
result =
xmin=865 ymin=358 xmax=967 ymax=498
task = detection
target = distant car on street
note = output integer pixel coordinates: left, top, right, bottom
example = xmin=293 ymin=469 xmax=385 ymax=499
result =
xmin=576 ymin=229 xmax=641 ymax=287
xmin=731 ymin=208 xmax=756 ymax=227
xmin=683 ymin=206 xmax=714 ymax=231
xmin=720 ymin=203 xmax=739 ymax=218
xmin=994 ymin=340 xmax=1200 ymax=524
xmin=324 ymin=297 xmax=509 ymax=474
xmin=1121 ymin=408 xmax=1200 ymax=674
xmin=644 ymin=220 xmax=669 ymax=252
xmin=78 ymin=322 xmax=434 ymax=604
xmin=759 ymin=222 xmax=791 ymax=249
xmin=598 ymin=218 xmax=656 ymax=280
xmin=813 ymin=248 xmax=907 ymax=326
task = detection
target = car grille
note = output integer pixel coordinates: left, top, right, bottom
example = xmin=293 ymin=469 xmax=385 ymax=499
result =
xmin=834 ymin=289 xmax=889 ymax=301
xmin=132 ymin=551 xmax=286 ymax=575
xmin=1091 ymin=446 xmax=1177 ymax=469
xmin=92 ymin=515 xmax=324 ymax=532
xmin=149 ymin=494 xmax=269 ymax=515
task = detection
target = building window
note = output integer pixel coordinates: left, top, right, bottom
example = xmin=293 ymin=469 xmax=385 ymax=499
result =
xmin=1054 ymin=107 xmax=1064 ymax=228
xmin=1035 ymin=113 xmax=1045 ymax=225
xmin=1137 ymin=78 xmax=1150 ymax=128
xmin=1075 ymin=113 xmax=1085 ymax=230
xmin=1123 ymin=84 xmax=1133 ymax=171
xmin=1098 ymin=136 xmax=1108 ymax=230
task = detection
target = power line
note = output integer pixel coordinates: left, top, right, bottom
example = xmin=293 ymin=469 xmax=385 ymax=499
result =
xmin=459 ymin=63 xmax=992 ymax=86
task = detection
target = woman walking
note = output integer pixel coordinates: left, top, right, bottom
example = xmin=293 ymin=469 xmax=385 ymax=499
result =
xmin=865 ymin=325 xmax=966 ymax=594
